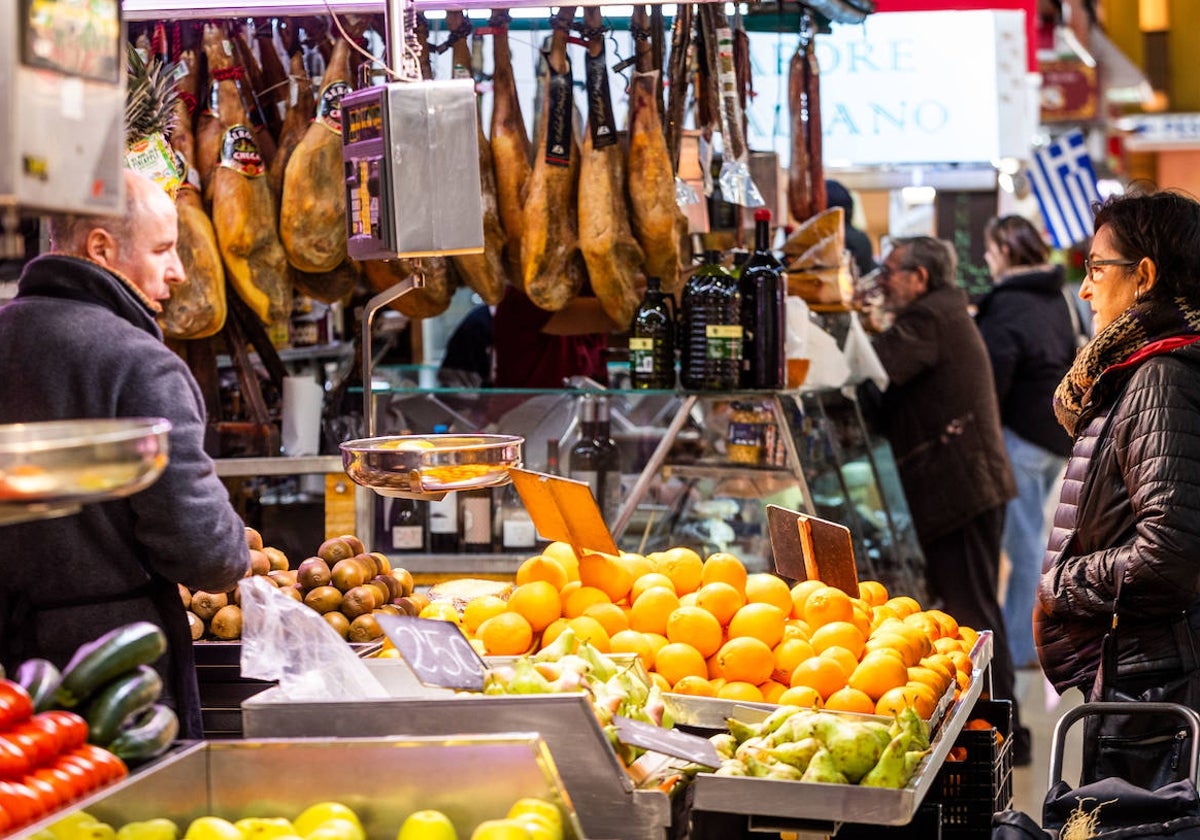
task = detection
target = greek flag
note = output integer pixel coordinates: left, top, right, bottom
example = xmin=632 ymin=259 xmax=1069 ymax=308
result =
xmin=1027 ymin=130 xmax=1101 ymax=249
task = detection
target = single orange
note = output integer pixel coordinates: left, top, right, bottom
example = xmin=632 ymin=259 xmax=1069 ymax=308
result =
xmin=583 ymin=602 xmax=630 ymax=637
xmin=788 ymin=579 xmax=825 ymax=621
xmin=819 ymin=645 xmax=860 ymax=680
xmin=563 ymin=585 xmax=611 ymax=619
xmin=716 ymin=636 xmax=775 ymax=685
xmin=654 ymin=642 xmax=708 ymax=686
xmin=848 ymin=651 xmax=910 ymax=701
xmin=477 ymin=612 xmax=534 ymax=656
xmin=933 ymin=636 xmax=966 ymax=655
xmin=630 ymin=586 xmax=682 ymax=635
xmin=579 ymin=552 xmax=634 ymax=602
xmin=671 ymin=675 xmax=716 ymax=697
xmin=515 ymin=555 xmax=569 ymax=590
xmin=649 ymin=672 xmax=671 ymax=693
xmin=907 ymin=681 xmax=941 ymax=718
xmin=695 ymin=582 xmax=746 ymax=626
xmin=824 ymin=686 xmax=877 ymax=714
xmin=865 ymin=631 xmax=921 ymax=668
xmin=907 ymin=665 xmax=951 ymax=696
xmin=706 ymin=651 xmax=723 ymax=680
xmin=958 ymin=626 xmax=980 ymax=650
xmin=759 ymin=680 xmax=789 ymax=704
xmin=789 ymin=656 xmax=847 ymax=700
xmin=924 ymin=608 xmax=960 ymax=639
xmin=541 ymin=541 xmax=581 ymax=582
xmin=717 ymin=681 xmax=764 ymax=703
xmin=783 ymin=619 xmax=812 ymax=641
xmin=903 ymin=611 xmax=943 ymax=641
xmin=772 ymin=637 xmax=816 ymax=684
xmin=539 ymin=617 xmax=570 ymax=650
xmin=870 ymin=604 xmax=903 ymax=631
xmin=701 ymin=552 xmax=749 ymax=592
xmin=619 ymin=552 xmax=655 ymax=582
xmin=728 ymin=602 xmax=787 ymax=648
xmin=884 ymin=595 xmax=922 ymax=618
xmin=809 ymin=620 xmax=866 ymax=659
xmin=777 ymin=685 xmax=823 ymax=708
xmin=857 ymin=579 xmax=890 ymax=607
xmin=679 ymin=592 xmax=698 ymax=608
xmin=875 ymin=685 xmax=923 ymax=717
xmin=462 ymin=595 xmax=509 ymax=636
xmin=567 ymin=615 xmax=611 ymax=652
xmin=419 ymin=602 xmax=462 ymax=624
xmin=803 ymin=585 xmax=855 ymax=628
xmin=506 ymin=581 xmax=562 ymax=632
xmin=744 ymin=573 xmax=794 ymax=614
xmin=657 ymin=546 xmax=705 ymax=594
xmin=631 ymin=572 xmax=676 ymax=602
xmin=609 ymin=629 xmax=654 ymax=670
xmin=559 ymin=580 xmax=582 ymax=602
xmin=642 ymin=632 xmax=670 ymax=664
xmin=666 ymin=605 xmax=724 ymax=658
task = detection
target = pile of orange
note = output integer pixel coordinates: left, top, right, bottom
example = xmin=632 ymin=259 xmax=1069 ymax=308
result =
xmin=431 ymin=542 xmax=978 ymax=717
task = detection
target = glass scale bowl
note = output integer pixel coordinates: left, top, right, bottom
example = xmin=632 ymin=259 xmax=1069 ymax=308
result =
xmin=0 ymin=418 xmax=172 ymax=525
xmin=340 ymin=434 xmax=524 ymax=500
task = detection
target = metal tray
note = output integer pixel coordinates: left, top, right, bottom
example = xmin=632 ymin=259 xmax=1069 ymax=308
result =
xmin=686 ymin=632 xmax=993 ymax=832
xmin=11 ymin=736 xmax=585 ymax=840
xmin=340 ymin=433 xmax=523 ymax=498
xmin=0 ymin=418 xmax=171 ymax=524
xmin=242 ymin=675 xmax=670 ymax=840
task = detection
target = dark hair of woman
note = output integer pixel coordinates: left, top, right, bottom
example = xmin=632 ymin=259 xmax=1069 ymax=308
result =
xmin=984 ymin=215 xmax=1049 ymax=268
xmin=1092 ymin=189 xmax=1200 ymax=306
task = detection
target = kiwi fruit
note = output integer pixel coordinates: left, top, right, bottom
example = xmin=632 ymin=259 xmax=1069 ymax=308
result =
xmin=210 ymin=604 xmax=243 ymax=640
xmin=280 ymin=585 xmax=303 ymax=602
xmin=323 ymin=611 xmax=351 ymax=639
xmin=339 ymin=534 xmax=366 ymax=555
xmin=269 ymin=569 xmax=299 ymax=588
xmin=191 ymin=590 xmax=229 ymax=621
xmin=348 ymin=613 xmax=384 ymax=643
xmin=178 ymin=584 xmax=192 ymax=610
xmin=341 ymin=585 xmax=378 ymax=619
xmin=263 ymin=546 xmax=290 ymax=572
xmin=245 ymin=527 xmax=264 ymax=551
xmin=317 ymin=537 xmax=355 ymax=565
xmin=248 ymin=549 xmax=271 ymax=576
xmin=186 ymin=611 xmax=204 ymax=640
xmin=394 ymin=596 xmax=419 ymax=616
xmin=370 ymin=552 xmax=392 ymax=575
xmin=304 ymin=585 xmax=343 ymax=614
xmin=354 ymin=552 xmax=381 ymax=578
xmin=331 ymin=558 xmax=369 ymax=592
xmin=374 ymin=604 xmax=402 ymax=617
xmin=297 ymin=557 xmax=332 ymax=590
xmin=391 ymin=567 xmax=415 ymax=598
xmin=365 ymin=579 xmax=391 ymax=608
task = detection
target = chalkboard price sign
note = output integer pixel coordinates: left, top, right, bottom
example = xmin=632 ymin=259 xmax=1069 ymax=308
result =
xmin=376 ymin=613 xmax=487 ymax=691
xmin=613 ymin=715 xmax=722 ymax=768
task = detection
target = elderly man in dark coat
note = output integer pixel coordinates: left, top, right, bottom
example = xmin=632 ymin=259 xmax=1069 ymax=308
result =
xmin=0 ymin=170 xmax=249 ymax=738
xmin=870 ymin=236 xmax=1027 ymax=763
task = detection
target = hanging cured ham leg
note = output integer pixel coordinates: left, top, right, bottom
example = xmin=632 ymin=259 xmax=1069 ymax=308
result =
xmin=628 ymin=7 xmax=687 ymax=295
xmin=161 ymin=42 xmax=226 ymax=340
xmin=266 ymin=30 xmax=313 ymax=201
xmin=202 ymin=22 xmax=292 ymax=327
xmin=578 ymin=6 xmax=643 ymax=327
xmin=520 ymin=7 xmax=586 ymax=312
xmin=445 ymin=10 xmax=508 ymax=305
xmin=490 ymin=11 xmax=532 ymax=282
xmin=279 ymin=16 xmax=369 ymax=275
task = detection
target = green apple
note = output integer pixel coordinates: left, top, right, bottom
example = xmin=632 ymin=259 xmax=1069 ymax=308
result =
xmin=396 ymin=811 xmax=458 ymax=840
xmin=468 ymin=820 xmax=531 ymax=840
xmin=116 ymin=819 xmax=181 ymax=840
xmin=302 ymin=819 xmax=364 ymax=840
xmin=293 ymin=805 xmax=362 ymax=839
xmin=504 ymin=801 xmax=561 ymax=840
xmin=183 ymin=817 xmax=243 ymax=840
xmin=510 ymin=817 xmax=557 ymax=840
xmin=233 ymin=820 xmax=296 ymax=840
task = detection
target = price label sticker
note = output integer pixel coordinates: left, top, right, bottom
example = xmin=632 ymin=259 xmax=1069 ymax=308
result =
xmin=613 ymin=715 xmax=722 ymax=768
xmin=376 ymin=613 xmax=487 ymax=691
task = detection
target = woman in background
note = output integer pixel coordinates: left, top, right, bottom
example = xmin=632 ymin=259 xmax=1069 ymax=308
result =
xmin=975 ymin=215 xmax=1078 ymax=670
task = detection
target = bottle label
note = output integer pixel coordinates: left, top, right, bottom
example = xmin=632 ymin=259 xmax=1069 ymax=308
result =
xmin=429 ymin=497 xmax=458 ymax=534
xmin=503 ymin=518 xmax=538 ymax=549
xmin=630 ymin=337 xmax=656 ymax=374
xmin=391 ymin=525 xmax=424 ymax=550
xmin=461 ymin=495 xmax=492 ymax=544
xmin=728 ymin=421 xmax=764 ymax=447
xmin=705 ymin=324 xmax=744 ymax=361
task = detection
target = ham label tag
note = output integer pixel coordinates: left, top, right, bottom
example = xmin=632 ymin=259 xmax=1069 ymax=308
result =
xmin=219 ymin=125 xmax=265 ymax=177
xmin=545 ymin=67 xmax=573 ymax=167
xmin=585 ymin=51 xmax=617 ymax=149
xmin=315 ymin=81 xmax=351 ymax=135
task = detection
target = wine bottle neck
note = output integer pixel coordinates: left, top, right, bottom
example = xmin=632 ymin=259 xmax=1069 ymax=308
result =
xmin=754 ymin=219 xmax=771 ymax=253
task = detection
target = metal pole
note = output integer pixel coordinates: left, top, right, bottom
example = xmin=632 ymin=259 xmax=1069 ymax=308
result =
xmin=360 ymin=275 xmax=423 ymax=438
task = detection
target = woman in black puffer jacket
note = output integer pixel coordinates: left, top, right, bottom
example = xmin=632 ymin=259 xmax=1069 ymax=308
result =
xmin=1036 ymin=190 xmax=1200 ymax=784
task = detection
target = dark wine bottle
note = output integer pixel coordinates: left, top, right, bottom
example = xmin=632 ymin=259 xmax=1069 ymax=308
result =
xmin=739 ymin=208 xmax=787 ymax=389
xmin=569 ymin=395 xmax=622 ymax=524
xmin=459 ymin=487 xmax=494 ymax=553
xmin=680 ymin=250 xmax=742 ymax=390
xmin=630 ymin=277 xmax=677 ymax=390
xmin=387 ymin=496 xmax=427 ymax=553
xmin=427 ymin=425 xmax=459 ymax=553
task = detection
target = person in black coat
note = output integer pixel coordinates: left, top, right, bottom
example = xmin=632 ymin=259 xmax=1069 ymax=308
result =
xmin=975 ymin=215 xmax=1078 ymax=672
xmin=826 ymin=180 xmax=876 ymax=278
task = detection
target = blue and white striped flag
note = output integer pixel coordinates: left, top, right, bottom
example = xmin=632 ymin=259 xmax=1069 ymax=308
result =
xmin=1027 ymin=130 xmax=1101 ymax=249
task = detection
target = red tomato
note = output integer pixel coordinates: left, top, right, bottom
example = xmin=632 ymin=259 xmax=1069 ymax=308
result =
xmin=0 ymin=736 xmax=33 ymax=780
xmin=32 ymin=766 xmax=81 ymax=803
xmin=0 ymin=683 xmax=33 ymax=730
xmin=71 ymin=745 xmax=126 ymax=784
xmin=38 ymin=712 xmax=87 ymax=752
xmin=21 ymin=774 xmax=63 ymax=814
xmin=55 ymin=754 xmax=100 ymax=792
xmin=0 ymin=801 xmax=13 ymax=835
xmin=48 ymin=758 xmax=92 ymax=799
xmin=24 ymin=715 xmax=67 ymax=755
xmin=0 ymin=780 xmax=46 ymax=826
xmin=11 ymin=723 xmax=59 ymax=769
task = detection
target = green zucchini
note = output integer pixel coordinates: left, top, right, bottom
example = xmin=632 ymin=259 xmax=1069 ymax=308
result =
xmin=14 ymin=658 xmax=62 ymax=713
xmin=107 ymin=703 xmax=178 ymax=763
xmin=56 ymin=622 xmax=167 ymax=709
xmin=83 ymin=666 xmax=163 ymax=746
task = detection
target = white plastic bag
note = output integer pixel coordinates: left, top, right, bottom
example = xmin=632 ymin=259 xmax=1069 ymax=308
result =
xmin=841 ymin=311 xmax=889 ymax=392
xmin=239 ymin=576 xmax=388 ymax=700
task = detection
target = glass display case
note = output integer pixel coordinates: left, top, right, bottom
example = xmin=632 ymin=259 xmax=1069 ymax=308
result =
xmin=356 ymin=367 xmax=927 ymax=601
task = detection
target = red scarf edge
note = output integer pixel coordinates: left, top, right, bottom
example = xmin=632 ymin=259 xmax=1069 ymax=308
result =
xmin=1107 ymin=335 xmax=1200 ymax=372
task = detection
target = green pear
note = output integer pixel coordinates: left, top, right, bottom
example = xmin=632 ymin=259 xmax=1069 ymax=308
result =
xmin=293 ymin=805 xmax=361 ymax=840
xmin=304 ymin=818 xmax=364 ymax=840
xmin=766 ymin=761 xmax=804 ymax=781
xmin=725 ymin=717 xmax=762 ymax=745
xmin=507 ymin=658 xmax=555 ymax=694
xmin=742 ymin=751 xmax=774 ymax=778
xmin=576 ymin=643 xmax=618 ymax=682
xmin=710 ymin=732 xmax=738 ymax=759
xmin=764 ymin=711 xmax=818 ymax=747
xmin=396 ymin=810 xmax=457 ymax=840
xmin=234 ymin=820 xmax=294 ymax=840
xmin=813 ymin=716 xmax=885 ymax=783
xmin=118 ymin=819 xmax=181 ymax=840
xmin=713 ymin=759 xmax=749 ymax=776
xmin=734 ymin=735 xmax=768 ymax=762
xmin=767 ymin=736 xmax=821 ymax=771
xmin=863 ymin=721 xmax=893 ymax=752
xmin=533 ymin=627 xmax=577 ymax=662
xmin=799 ymin=747 xmax=849 ymax=785
xmin=860 ymin=735 xmax=914 ymax=788
xmin=760 ymin=705 xmax=800 ymax=736
xmin=887 ymin=707 xmax=930 ymax=751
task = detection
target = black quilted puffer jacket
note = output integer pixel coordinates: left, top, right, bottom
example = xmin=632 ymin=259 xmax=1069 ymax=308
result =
xmin=1035 ymin=340 xmax=1200 ymax=695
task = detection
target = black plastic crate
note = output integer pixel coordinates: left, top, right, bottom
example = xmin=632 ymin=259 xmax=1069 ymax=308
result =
xmin=929 ymin=698 xmax=1014 ymax=839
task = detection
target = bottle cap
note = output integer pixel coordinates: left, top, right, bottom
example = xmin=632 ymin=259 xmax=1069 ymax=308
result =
xmin=646 ymin=276 xmax=662 ymax=290
xmin=754 ymin=208 xmax=772 ymax=223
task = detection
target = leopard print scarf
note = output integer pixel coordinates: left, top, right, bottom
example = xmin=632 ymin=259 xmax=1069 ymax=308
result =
xmin=1054 ymin=296 xmax=1200 ymax=436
